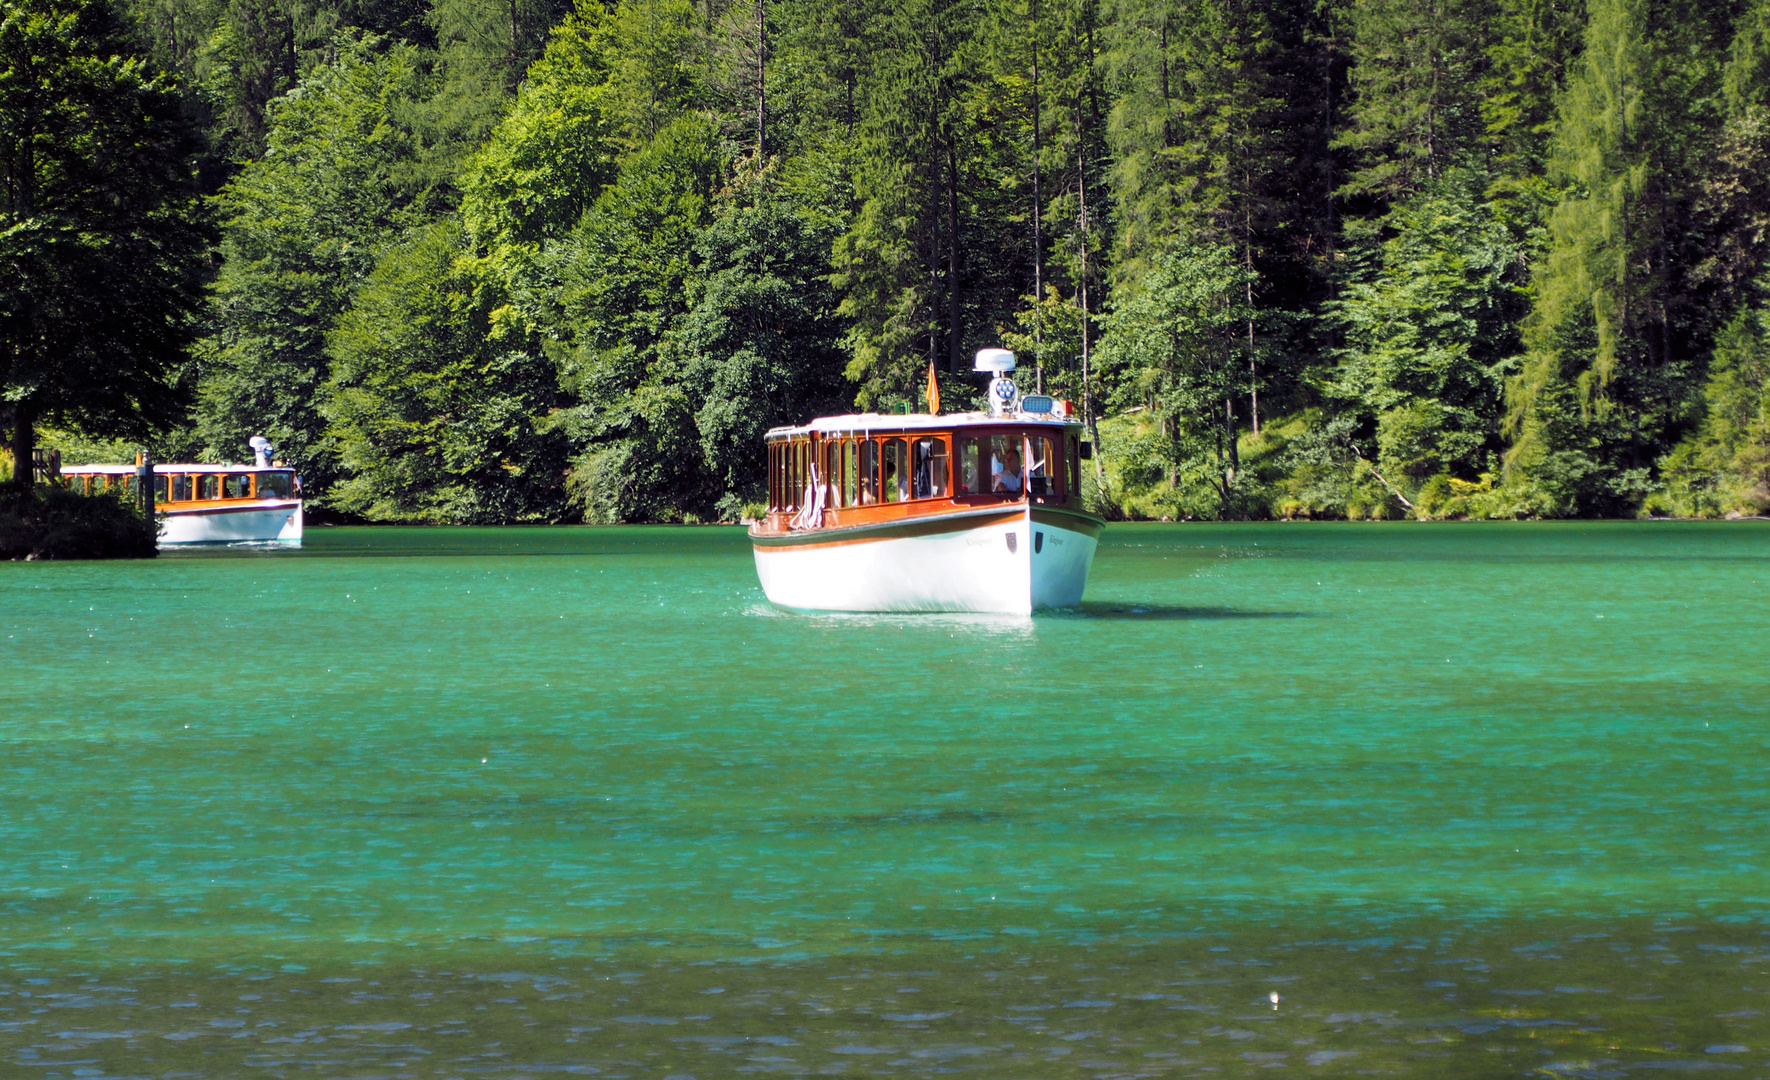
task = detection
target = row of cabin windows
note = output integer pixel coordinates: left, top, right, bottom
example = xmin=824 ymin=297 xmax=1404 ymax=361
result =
xmin=768 ymin=433 xmax=1080 ymax=513
xmin=64 ymin=471 xmax=297 ymax=501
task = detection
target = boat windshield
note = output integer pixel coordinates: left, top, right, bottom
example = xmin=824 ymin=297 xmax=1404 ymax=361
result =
xmin=257 ymin=471 xmax=295 ymax=498
xmin=988 ymin=435 xmax=1023 ymax=495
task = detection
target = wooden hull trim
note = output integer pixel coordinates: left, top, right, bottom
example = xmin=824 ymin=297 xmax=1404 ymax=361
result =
xmin=160 ymin=499 xmax=301 ymax=517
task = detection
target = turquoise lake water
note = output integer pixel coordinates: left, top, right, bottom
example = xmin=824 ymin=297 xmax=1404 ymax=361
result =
xmin=3 ymin=521 xmax=1770 ymax=1078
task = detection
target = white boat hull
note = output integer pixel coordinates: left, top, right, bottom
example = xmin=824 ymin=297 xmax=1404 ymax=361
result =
xmin=158 ymin=502 xmax=303 ymax=545
xmin=752 ymin=506 xmax=1098 ymax=614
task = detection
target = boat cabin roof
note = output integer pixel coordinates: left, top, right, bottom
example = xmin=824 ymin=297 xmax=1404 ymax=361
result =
xmin=62 ymin=464 xmax=292 ymax=474
xmin=766 ymin=411 xmax=1079 ymax=440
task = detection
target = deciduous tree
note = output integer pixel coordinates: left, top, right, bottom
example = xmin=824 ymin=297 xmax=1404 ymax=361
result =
xmin=0 ymin=0 xmax=211 ymax=489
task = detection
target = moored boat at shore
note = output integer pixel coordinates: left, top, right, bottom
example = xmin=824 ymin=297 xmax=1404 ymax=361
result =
xmin=749 ymin=349 xmax=1103 ymax=614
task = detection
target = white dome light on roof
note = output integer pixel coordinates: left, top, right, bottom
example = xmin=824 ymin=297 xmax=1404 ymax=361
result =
xmin=974 ymin=348 xmax=1016 ymax=373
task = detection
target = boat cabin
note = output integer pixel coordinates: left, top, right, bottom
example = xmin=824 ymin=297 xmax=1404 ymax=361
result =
xmin=60 ymin=464 xmax=300 ymax=505
xmin=760 ymin=414 xmax=1087 ymax=533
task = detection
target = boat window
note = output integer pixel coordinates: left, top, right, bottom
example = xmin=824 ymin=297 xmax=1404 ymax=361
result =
xmin=783 ymin=443 xmax=795 ymax=511
xmin=842 ymin=439 xmax=858 ymax=506
xmin=198 ymin=474 xmax=219 ymax=500
xmin=956 ymin=437 xmax=983 ymax=494
xmin=225 ymin=473 xmax=252 ymax=499
xmin=858 ymin=440 xmax=878 ymax=504
xmin=171 ymin=474 xmax=192 ymax=501
xmin=773 ymin=442 xmax=787 ymax=511
xmin=881 ymin=438 xmax=908 ymax=502
xmin=778 ymin=442 xmax=789 ymax=511
xmin=257 ymin=471 xmax=293 ymax=498
xmin=989 ymin=434 xmax=1023 ymax=496
xmin=913 ymin=436 xmax=948 ymax=498
xmin=768 ymin=443 xmax=780 ymax=511
xmin=823 ymin=441 xmax=841 ymax=508
xmin=1068 ymin=435 xmax=1081 ymax=500
xmin=1026 ymin=435 xmax=1058 ymax=497
xmin=153 ymin=475 xmax=169 ymax=502
xmin=65 ymin=474 xmax=87 ymax=495
xmin=794 ymin=441 xmax=809 ymax=510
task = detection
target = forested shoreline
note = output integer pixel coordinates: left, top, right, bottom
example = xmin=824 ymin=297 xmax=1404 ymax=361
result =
xmin=4 ymin=0 xmax=1769 ymax=521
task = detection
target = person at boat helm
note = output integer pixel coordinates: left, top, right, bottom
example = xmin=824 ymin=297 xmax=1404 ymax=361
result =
xmin=992 ymin=447 xmax=1023 ymax=495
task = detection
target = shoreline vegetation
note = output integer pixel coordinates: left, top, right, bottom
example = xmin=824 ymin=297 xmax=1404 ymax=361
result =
xmin=5 ymin=0 xmax=1770 ymax=525
xmin=0 ymin=453 xmax=158 ymax=560
xmin=0 ymin=486 xmax=158 ymax=562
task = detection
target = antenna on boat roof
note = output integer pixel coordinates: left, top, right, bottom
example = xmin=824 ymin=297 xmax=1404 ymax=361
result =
xmin=249 ymin=435 xmax=274 ymax=468
xmin=975 ymin=349 xmax=1017 ymax=417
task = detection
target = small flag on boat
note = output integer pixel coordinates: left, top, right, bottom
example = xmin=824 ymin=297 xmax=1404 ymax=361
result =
xmin=926 ymin=360 xmax=941 ymax=415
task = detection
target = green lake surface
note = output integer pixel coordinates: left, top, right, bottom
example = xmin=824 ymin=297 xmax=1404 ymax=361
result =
xmin=3 ymin=521 xmax=1769 ymax=1078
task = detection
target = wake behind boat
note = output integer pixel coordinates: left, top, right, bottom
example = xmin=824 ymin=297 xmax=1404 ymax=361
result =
xmin=750 ymin=349 xmax=1103 ymax=614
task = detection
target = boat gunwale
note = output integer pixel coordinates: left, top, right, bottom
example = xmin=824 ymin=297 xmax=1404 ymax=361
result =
xmin=158 ymin=500 xmax=303 ymax=517
xmin=750 ymin=502 xmax=1104 ymax=550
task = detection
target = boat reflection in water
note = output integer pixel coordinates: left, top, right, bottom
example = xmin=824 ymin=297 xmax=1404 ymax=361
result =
xmin=58 ymin=437 xmax=303 ymax=546
xmin=750 ymin=349 xmax=1104 ymax=614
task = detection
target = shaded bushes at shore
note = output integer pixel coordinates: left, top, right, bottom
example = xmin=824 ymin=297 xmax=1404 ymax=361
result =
xmin=0 ymin=485 xmax=158 ymax=560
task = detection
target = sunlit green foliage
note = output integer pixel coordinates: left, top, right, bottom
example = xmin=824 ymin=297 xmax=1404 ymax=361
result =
xmin=1324 ymin=169 xmax=1525 ymax=506
xmin=195 ymin=35 xmax=443 ymax=492
xmin=1096 ymin=245 xmax=1257 ymax=516
xmin=1653 ymin=291 xmax=1770 ymax=516
xmin=323 ymin=222 xmax=567 ymax=521
xmin=546 ymin=115 xmax=721 ymax=521
xmin=44 ymin=0 xmax=1770 ymax=521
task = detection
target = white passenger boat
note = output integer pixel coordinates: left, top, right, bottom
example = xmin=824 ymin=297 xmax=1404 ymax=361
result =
xmin=750 ymin=349 xmax=1103 ymax=614
xmin=60 ymin=439 xmax=303 ymax=546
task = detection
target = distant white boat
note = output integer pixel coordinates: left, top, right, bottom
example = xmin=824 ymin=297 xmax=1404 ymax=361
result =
xmin=749 ymin=349 xmax=1102 ymax=614
xmin=60 ymin=439 xmax=303 ymax=546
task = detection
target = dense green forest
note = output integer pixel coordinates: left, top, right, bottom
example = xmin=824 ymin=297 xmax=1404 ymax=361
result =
xmin=5 ymin=0 xmax=1770 ymax=520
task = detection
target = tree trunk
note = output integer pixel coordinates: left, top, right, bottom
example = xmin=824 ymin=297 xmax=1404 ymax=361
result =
xmin=1159 ymin=17 xmax=1173 ymax=147
xmin=946 ymin=138 xmax=963 ymax=373
xmin=930 ymin=122 xmax=944 ymax=371
xmin=1215 ymin=400 xmax=1229 ymax=512
xmin=10 ymin=399 xmax=35 ymax=492
xmin=1078 ymin=158 xmax=1104 ymax=486
xmin=1223 ymin=391 xmax=1239 ymax=517
xmin=1031 ymin=0 xmax=1043 ymax=394
xmin=756 ymin=0 xmax=766 ymax=156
